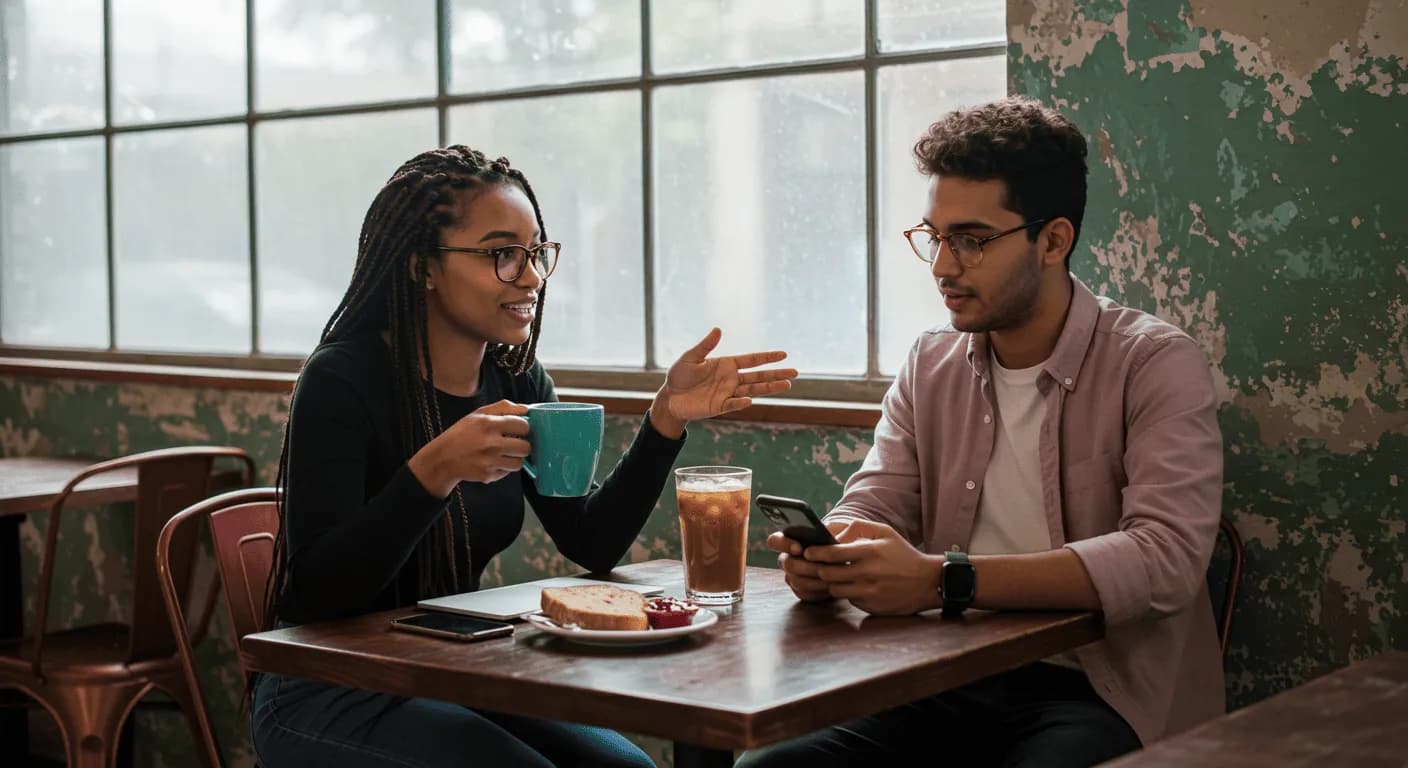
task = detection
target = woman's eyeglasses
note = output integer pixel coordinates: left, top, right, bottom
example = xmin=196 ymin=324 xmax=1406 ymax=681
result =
xmin=435 ymin=242 xmax=561 ymax=283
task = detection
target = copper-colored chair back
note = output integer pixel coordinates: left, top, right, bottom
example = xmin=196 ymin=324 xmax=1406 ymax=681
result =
xmin=31 ymin=446 xmax=255 ymax=677
xmin=157 ymin=487 xmax=278 ymax=768
xmin=1214 ymin=517 xmax=1245 ymax=659
xmin=206 ymin=489 xmax=280 ymax=652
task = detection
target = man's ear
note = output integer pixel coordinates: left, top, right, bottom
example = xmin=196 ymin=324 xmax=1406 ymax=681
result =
xmin=1040 ymin=218 xmax=1075 ymax=268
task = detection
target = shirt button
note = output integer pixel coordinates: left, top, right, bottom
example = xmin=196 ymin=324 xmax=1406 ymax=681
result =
xmin=1064 ymin=377 xmax=1073 ymax=386
xmin=965 ymin=480 xmax=976 ymax=490
xmin=984 ymin=414 xmax=992 ymax=424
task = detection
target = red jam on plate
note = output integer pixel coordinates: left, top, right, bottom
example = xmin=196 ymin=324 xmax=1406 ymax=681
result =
xmin=644 ymin=597 xmax=700 ymax=629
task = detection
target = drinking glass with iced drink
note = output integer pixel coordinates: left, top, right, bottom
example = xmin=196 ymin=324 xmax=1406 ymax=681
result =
xmin=674 ymin=466 xmax=752 ymax=605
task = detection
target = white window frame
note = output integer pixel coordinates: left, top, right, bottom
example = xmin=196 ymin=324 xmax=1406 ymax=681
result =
xmin=0 ymin=0 xmax=1005 ymax=402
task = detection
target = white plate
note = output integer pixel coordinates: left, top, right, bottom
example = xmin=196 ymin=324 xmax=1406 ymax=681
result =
xmin=523 ymin=608 xmax=718 ymax=647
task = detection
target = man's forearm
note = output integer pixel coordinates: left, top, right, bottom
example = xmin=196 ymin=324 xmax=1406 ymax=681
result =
xmin=967 ymin=548 xmax=1102 ymax=612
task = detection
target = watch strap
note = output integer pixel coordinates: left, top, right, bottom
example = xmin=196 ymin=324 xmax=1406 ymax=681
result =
xmin=941 ymin=551 xmax=974 ymax=617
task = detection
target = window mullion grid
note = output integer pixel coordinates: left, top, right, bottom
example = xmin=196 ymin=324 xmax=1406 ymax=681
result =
xmin=436 ymin=0 xmax=449 ymax=146
xmin=102 ymin=0 xmax=116 ymax=350
xmin=247 ymin=0 xmax=260 ymax=354
xmin=639 ymin=0 xmax=656 ymax=371
xmin=3 ymin=1 xmax=1006 ymax=392
xmin=864 ymin=0 xmax=880 ymax=380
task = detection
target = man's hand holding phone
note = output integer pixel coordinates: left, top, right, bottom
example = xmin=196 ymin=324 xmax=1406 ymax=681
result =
xmin=767 ymin=520 xmax=852 ymax=603
xmin=805 ymin=519 xmax=945 ymax=616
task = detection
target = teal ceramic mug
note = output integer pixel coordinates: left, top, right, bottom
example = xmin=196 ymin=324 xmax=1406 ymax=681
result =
xmin=524 ymin=403 xmax=604 ymax=497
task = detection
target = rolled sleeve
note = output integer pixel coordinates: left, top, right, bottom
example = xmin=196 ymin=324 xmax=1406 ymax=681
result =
xmin=1066 ymin=530 xmax=1153 ymax=626
xmin=1066 ymin=335 xmax=1223 ymax=626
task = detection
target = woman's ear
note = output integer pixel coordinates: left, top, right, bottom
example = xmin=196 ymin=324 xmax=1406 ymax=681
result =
xmin=410 ymin=253 xmax=435 ymax=291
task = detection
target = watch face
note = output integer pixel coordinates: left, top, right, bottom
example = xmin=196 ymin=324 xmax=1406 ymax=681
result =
xmin=944 ymin=562 xmax=977 ymax=601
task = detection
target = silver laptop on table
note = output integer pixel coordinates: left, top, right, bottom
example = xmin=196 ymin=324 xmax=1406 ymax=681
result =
xmin=416 ymin=576 xmax=663 ymax=621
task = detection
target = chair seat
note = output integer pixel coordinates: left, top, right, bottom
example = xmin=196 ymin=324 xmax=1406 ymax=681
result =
xmin=0 ymin=623 xmax=181 ymax=684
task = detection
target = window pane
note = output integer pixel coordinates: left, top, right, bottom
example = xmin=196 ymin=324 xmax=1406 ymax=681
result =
xmin=651 ymin=0 xmax=860 ymax=74
xmin=655 ymin=72 xmax=865 ymax=375
xmin=449 ymin=0 xmax=639 ymax=93
xmin=0 ymin=138 xmax=108 ymax=347
xmin=877 ymin=0 xmax=1006 ymax=53
xmin=112 ymin=0 xmax=246 ymax=124
xmin=449 ymin=92 xmax=644 ymax=367
xmin=0 ymin=0 xmax=104 ymax=135
xmin=256 ymin=110 xmax=438 ymax=355
xmin=256 ymin=0 xmax=435 ymax=111
xmin=113 ymin=126 xmax=250 ymax=353
xmin=877 ymin=57 xmax=1006 ymax=374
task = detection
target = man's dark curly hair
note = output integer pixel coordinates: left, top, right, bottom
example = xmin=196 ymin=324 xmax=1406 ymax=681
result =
xmin=914 ymin=97 xmax=1089 ymax=267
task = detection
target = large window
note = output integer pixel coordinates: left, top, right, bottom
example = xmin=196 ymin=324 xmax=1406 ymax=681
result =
xmin=0 ymin=0 xmax=1005 ymax=396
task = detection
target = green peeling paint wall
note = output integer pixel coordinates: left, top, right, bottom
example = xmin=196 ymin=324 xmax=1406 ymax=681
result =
xmin=2 ymin=0 xmax=1405 ymax=764
xmin=1009 ymin=0 xmax=1407 ymax=700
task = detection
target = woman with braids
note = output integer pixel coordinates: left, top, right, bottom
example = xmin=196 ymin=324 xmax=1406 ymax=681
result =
xmin=251 ymin=145 xmax=797 ymax=767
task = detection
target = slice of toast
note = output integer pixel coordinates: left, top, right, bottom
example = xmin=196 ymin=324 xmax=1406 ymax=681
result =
xmin=540 ymin=584 xmax=648 ymax=631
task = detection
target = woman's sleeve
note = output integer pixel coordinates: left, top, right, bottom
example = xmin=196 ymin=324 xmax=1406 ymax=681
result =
xmin=280 ymin=349 xmax=448 ymax=620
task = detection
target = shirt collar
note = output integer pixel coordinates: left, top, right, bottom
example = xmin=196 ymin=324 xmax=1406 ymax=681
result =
xmin=964 ymin=274 xmax=1101 ymax=392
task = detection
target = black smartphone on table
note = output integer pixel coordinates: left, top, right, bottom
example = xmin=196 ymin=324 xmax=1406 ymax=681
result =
xmin=756 ymin=494 xmax=838 ymax=548
xmin=390 ymin=613 xmax=514 ymax=642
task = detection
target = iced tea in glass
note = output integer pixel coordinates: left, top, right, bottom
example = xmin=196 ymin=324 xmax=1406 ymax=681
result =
xmin=674 ymin=466 xmax=752 ymax=605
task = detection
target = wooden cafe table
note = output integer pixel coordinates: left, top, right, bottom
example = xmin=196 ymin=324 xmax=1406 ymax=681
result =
xmin=1101 ymin=651 xmax=1408 ymax=767
xmin=242 ymin=559 xmax=1102 ymax=767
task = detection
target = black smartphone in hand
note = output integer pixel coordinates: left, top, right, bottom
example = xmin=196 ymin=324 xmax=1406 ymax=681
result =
xmin=756 ymin=494 xmax=838 ymax=548
xmin=390 ymin=613 xmax=514 ymax=642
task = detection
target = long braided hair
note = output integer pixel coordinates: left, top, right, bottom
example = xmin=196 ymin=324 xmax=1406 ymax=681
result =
xmin=262 ymin=145 xmax=550 ymax=631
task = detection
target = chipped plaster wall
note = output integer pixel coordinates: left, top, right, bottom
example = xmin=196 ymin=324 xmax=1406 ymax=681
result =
xmin=0 ymin=374 xmax=869 ymax=767
xmin=2 ymin=3 xmax=1404 ymax=762
xmin=1010 ymin=0 xmax=1407 ymax=702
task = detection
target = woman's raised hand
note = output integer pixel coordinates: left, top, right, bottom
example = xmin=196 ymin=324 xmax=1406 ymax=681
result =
xmin=651 ymin=328 xmax=798 ymax=437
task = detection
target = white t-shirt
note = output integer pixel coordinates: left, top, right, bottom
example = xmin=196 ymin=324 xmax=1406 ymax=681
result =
xmin=971 ymin=353 xmax=1050 ymax=557
xmin=972 ymin=349 xmax=1082 ymax=671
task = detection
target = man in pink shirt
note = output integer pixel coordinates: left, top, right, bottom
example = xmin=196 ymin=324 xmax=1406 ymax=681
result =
xmin=739 ymin=98 xmax=1225 ymax=767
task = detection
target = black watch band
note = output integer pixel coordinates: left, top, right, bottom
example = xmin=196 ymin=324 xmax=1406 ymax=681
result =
xmin=940 ymin=551 xmax=976 ymax=617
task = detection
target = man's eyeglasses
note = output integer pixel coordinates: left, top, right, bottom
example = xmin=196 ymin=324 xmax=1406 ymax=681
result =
xmin=435 ymin=242 xmax=561 ymax=283
xmin=902 ymin=220 xmax=1049 ymax=268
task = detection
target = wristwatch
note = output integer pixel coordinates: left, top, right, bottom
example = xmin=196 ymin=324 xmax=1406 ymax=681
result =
xmin=940 ymin=551 xmax=976 ymax=617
